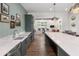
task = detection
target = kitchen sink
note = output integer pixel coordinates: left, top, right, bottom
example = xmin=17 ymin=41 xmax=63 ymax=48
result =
xmin=14 ymin=33 xmax=29 ymax=40
xmin=14 ymin=37 xmax=24 ymax=40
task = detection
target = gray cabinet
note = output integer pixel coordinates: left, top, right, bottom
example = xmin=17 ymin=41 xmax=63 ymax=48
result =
xmin=45 ymin=34 xmax=57 ymax=55
xmin=26 ymin=33 xmax=32 ymax=49
xmin=21 ymin=38 xmax=27 ymax=56
xmin=21 ymin=32 xmax=34 ymax=56
xmin=26 ymin=32 xmax=34 ymax=55
xmin=45 ymin=33 xmax=69 ymax=56
xmin=25 ymin=14 xmax=34 ymax=32
xmin=57 ymin=46 xmax=69 ymax=56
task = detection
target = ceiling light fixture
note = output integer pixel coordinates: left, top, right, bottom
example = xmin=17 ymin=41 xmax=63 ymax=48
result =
xmin=52 ymin=3 xmax=58 ymax=20
xmin=70 ymin=3 xmax=79 ymax=14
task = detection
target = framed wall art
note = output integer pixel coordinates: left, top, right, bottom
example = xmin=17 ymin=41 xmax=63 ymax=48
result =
xmin=1 ymin=3 xmax=9 ymax=15
xmin=10 ymin=21 xmax=15 ymax=29
xmin=11 ymin=15 xmax=15 ymax=20
xmin=15 ymin=13 xmax=21 ymax=26
xmin=0 ymin=14 xmax=9 ymax=23
xmin=10 ymin=15 xmax=15 ymax=29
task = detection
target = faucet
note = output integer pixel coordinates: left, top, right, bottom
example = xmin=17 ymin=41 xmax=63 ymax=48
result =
xmin=13 ymin=29 xmax=18 ymax=39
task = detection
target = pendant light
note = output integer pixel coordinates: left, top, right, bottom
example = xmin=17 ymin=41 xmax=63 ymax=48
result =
xmin=52 ymin=3 xmax=58 ymax=20
xmin=70 ymin=3 xmax=79 ymax=14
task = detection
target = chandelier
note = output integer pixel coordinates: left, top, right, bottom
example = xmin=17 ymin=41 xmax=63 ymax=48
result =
xmin=52 ymin=3 xmax=59 ymax=20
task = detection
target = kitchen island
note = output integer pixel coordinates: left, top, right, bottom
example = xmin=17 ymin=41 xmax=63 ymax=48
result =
xmin=45 ymin=32 xmax=79 ymax=56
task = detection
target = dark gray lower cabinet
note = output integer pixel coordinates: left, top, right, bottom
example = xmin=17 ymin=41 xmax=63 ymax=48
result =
xmin=45 ymin=34 xmax=69 ymax=56
xmin=57 ymin=46 xmax=69 ymax=56
xmin=21 ymin=38 xmax=27 ymax=56
xmin=21 ymin=32 xmax=34 ymax=56
xmin=26 ymin=32 xmax=34 ymax=49
xmin=45 ymin=34 xmax=57 ymax=55
xmin=27 ymin=34 xmax=32 ymax=47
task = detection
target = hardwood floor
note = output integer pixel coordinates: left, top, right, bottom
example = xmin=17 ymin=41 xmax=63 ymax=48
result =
xmin=26 ymin=31 xmax=56 ymax=56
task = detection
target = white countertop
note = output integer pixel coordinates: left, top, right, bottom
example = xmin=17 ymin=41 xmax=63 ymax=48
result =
xmin=45 ymin=32 xmax=79 ymax=56
xmin=0 ymin=39 xmax=21 ymax=56
xmin=0 ymin=32 xmax=31 ymax=56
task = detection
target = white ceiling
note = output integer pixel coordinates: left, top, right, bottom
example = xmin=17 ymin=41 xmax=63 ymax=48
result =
xmin=21 ymin=3 xmax=74 ymax=13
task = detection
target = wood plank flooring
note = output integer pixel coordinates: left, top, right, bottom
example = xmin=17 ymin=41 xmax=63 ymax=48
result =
xmin=26 ymin=32 xmax=56 ymax=56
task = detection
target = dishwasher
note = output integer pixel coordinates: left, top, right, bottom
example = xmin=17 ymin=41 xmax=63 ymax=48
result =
xmin=6 ymin=43 xmax=21 ymax=56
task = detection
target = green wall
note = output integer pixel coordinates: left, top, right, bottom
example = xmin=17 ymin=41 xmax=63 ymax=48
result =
xmin=0 ymin=3 xmax=27 ymax=38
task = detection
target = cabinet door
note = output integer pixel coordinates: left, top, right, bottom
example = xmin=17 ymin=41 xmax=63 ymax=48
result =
xmin=31 ymin=32 xmax=33 ymax=41
xmin=45 ymin=34 xmax=57 ymax=55
xmin=26 ymin=34 xmax=32 ymax=49
xmin=57 ymin=46 xmax=69 ymax=56
xmin=26 ymin=36 xmax=30 ymax=48
xmin=21 ymin=39 xmax=27 ymax=56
